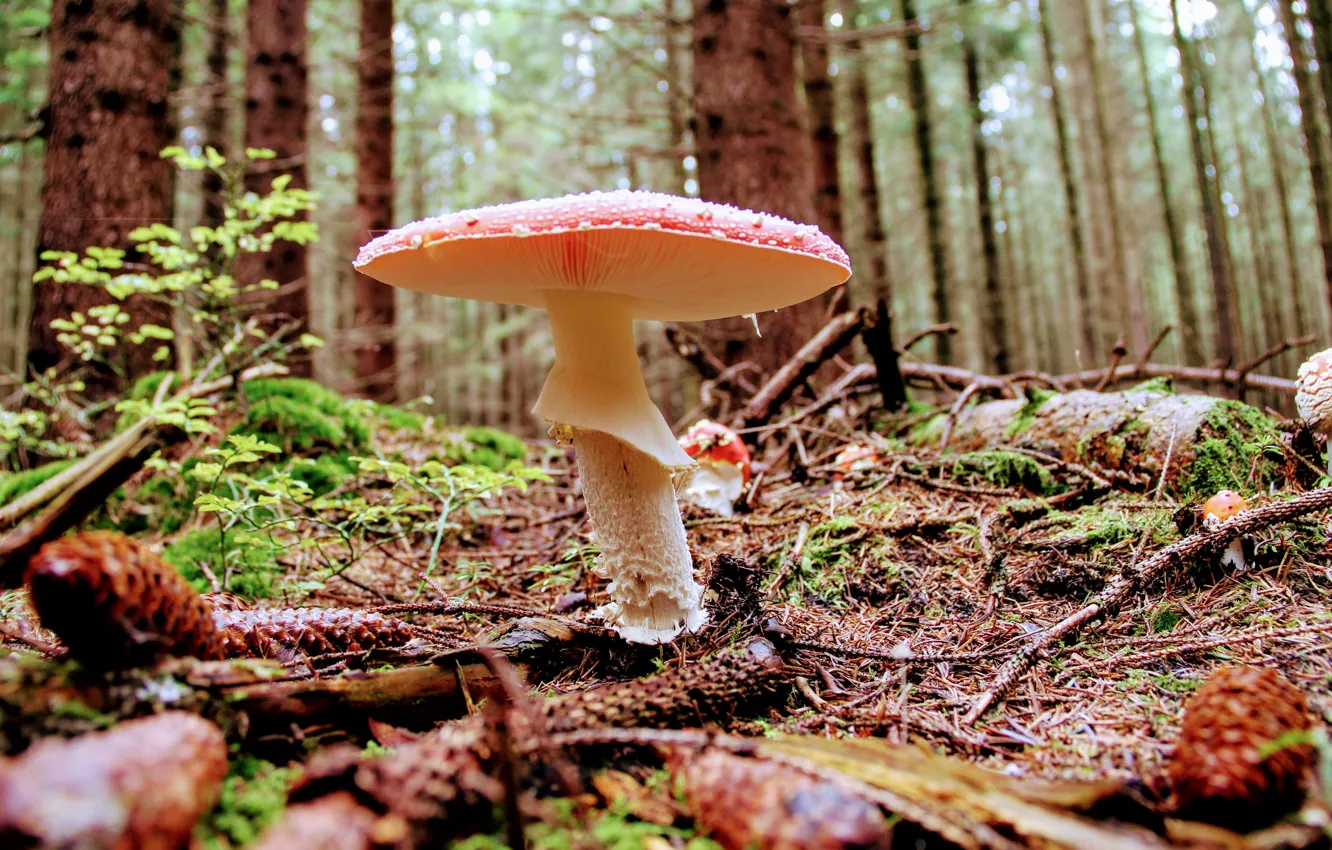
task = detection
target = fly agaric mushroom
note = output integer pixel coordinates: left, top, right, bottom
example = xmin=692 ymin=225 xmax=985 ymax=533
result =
xmin=1297 ymin=347 xmax=1332 ymax=474
xmin=355 ymin=191 xmax=850 ymax=643
xmin=1202 ymin=490 xmax=1249 ymax=571
xmin=678 ymin=420 xmax=752 ymax=517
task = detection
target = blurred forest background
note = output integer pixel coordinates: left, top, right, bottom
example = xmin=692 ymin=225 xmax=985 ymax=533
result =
xmin=1 ymin=0 xmax=1330 ymax=434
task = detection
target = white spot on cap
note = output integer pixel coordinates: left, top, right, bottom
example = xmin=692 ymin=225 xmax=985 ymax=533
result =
xmin=513 ymin=224 xmax=531 ymax=237
xmin=409 ymin=234 xmax=423 ymax=248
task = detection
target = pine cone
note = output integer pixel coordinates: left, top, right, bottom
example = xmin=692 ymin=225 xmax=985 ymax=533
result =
xmin=251 ymin=792 xmax=406 ymax=850
xmin=0 ymin=711 xmax=227 ymax=848
xmin=542 ymin=638 xmax=788 ymax=732
xmin=281 ymin=717 xmax=504 ymax=847
xmin=212 ymin=607 xmax=420 ymax=660
xmin=25 ymin=531 xmax=227 ymax=667
xmin=1168 ymin=665 xmax=1313 ymax=828
xmin=674 ymin=749 xmax=890 ymax=850
xmin=201 ymin=591 xmax=252 ymax=612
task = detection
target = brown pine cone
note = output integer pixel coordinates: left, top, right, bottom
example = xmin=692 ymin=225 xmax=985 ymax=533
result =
xmin=0 ymin=711 xmax=227 ymax=848
xmin=541 ymin=638 xmax=788 ymax=732
xmin=674 ymin=749 xmax=890 ymax=850
xmin=1168 ymin=665 xmax=1313 ymax=829
xmin=201 ymin=591 xmax=252 ymax=612
xmin=212 ymin=607 xmax=421 ymax=660
xmin=278 ymin=716 xmax=504 ymax=847
xmin=25 ymin=531 xmax=227 ymax=667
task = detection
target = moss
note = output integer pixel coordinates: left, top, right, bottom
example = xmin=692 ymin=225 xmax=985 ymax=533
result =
xmin=238 ymin=378 xmax=371 ymax=451
xmin=446 ymin=426 xmax=528 ymax=470
xmin=908 ymin=412 xmax=947 ymax=444
xmin=0 ymin=459 xmax=76 ymax=506
xmin=1129 ymin=376 xmax=1175 ymax=395
xmin=953 ymin=450 xmax=1059 ymax=495
xmin=195 ymin=755 xmax=293 ymax=849
xmin=1150 ymin=606 xmax=1182 ymax=634
xmin=1005 ymin=386 xmax=1056 ymax=438
xmin=1051 ymin=505 xmax=1175 ymax=550
xmin=286 ymin=452 xmax=357 ymax=496
xmin=128 ymin=370 xmax=182 ymax=400
xmin=373 ymin=402 xmax=426 ymax=432
xmin=163 ymin=528 xmax=283 ymax=599
xmin=1178 ymin=401 xmax=1283 ymax=498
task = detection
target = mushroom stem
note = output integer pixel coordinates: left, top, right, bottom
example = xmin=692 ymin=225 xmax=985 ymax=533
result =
xmin=572 ymin=428 xmax=706 ymax=643
xmin=534 ymin=289 xmax=704 ymax=643
xmin=535 ymin=290 xmax=693 ymax=468
xmin=1221 ymin=538 xmax=1247 ymax=572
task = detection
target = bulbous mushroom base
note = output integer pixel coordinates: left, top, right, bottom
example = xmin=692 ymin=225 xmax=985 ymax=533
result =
xmin=572 ymin=427 xmax=707 ymax=644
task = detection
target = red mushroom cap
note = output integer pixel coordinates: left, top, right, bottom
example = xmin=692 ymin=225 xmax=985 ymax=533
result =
xmin=354 ymin=190 xmax=851 ymax=322
xmin=679 ymin=420 xmax=752 ymax=484
xmin=1202 ymin=490 xmax=1249 ymax=523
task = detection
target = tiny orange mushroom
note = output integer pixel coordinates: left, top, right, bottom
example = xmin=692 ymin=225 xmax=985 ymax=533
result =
xmin=1202 ymin=490 xmax=1249 ymax=572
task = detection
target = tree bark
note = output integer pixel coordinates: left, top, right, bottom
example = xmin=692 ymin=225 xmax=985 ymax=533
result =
xmin=1170 ymin=0 xmax=1240 ymax=361
xmin=799 ymin=0 xmax=843 ymax=246
xmin=1278 ymin=0 xmax=1332 ymax=338
xmin=1078 ymin=0 xmax=1142 ymax=354
xmin=26 ymin=0 xmax=179 ymax=382
xmin=1246 ymin=15 xmax=1306 ymax=346
xmin=352 ymin=0 xmax=396 ymax=402
xmin=201 ymin=0 xmax=229 ymax=226
xmin=1128 ymin=0 xmax=1198 ymax=364
xmin=900 ymin=0 xmax=953 ymax=364
xmin=691 ymin=0 xmax=831 ymax=375
xmin=1304 ymin=0 xmax=1332 ymax=142
xmin=663 ymin=0 xmax=691 ymax=194
xmin=243 ymin=0 xmax=311 ymax=369
xmin=960 ymin=8 xmax=1008 ymax=374
xmin=1034 ymin=0 xmax=1096 ymax=364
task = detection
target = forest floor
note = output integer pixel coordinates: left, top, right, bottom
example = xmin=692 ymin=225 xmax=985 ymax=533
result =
xmin=4 ymin=377 xmax=1332 ymax=849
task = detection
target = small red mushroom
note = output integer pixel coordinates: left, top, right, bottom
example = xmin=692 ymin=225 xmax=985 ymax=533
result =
xmin=833 ymin=444 xmax=880 ymax=478
xmin=1202 ymin=490 xmax=1249 ymax=571
xmin=678 ymin=420 xmax=751 ymax=517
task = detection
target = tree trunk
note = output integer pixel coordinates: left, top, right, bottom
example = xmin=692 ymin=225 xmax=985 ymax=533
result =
xmin=201 ymin=0 xmax=229 ymax=225
xmin=1247 ymin=13 xmax=1306 ymax=347
xmin=960 ymin=9 xmax=1008 ymax=374
xmin=839 ymin=0 xmax=906 ymax=410
xmin=899 ymin=0 xmax=952 ymax=364
xmin=27 ymin=0 xmax=178 ymax=382
xmin=691 ymin=0 xmax=830 ymax=375
xmin=352 ymin=0 xmax=396 ymax=402
xmin=243 ymin=0 xmax=311 ymax=368
xmin=799 ymin=0 xmax=843 ymax=246
xmin=1278 ymin=0 xmax=1332 ymax=338
xmin=663 ymin=0 xmax=690 ymax=195
xmin=1128 ymin=0 xmax=1198 ymax=364
xmin=1170 ymin=0 xmax=1239 ymax=362
xmin=1034 ymin=0 xmax=1096 ymax=364
xmin=1078 ymin=0 xmax=1143 ymax=354
xmin=1304 ymin=0 xmax=1332 ymax=140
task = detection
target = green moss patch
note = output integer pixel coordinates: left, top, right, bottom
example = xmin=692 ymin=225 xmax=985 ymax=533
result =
xmin=953 ymin=450 xmax=1059 ymax=495
xmin=195 ymin=755 xmax=293 ymax=849
xmin=0 ymin=459 xmax=76 ymax=507
xmin=163 ymin=528 xmax=284 ymax=599
xmin=445 ymin=426 xmax=528 ymax=470
xmin=1179 ymin=401 xmax=1284 ymax=498
xmin=1006 ymin=387 xmax=1056 ymax=438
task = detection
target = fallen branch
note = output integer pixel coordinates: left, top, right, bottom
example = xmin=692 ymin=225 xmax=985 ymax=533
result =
xmin=740 ymin=310 xmax=866 ymax=429
xmin=963 ymin=486 xmax=1332 ymax=723
xmin=886 ymin=360 xmax=1298 ymax=396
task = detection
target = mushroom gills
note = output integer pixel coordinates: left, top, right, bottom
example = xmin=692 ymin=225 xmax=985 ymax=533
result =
xmin=573 ymin=428 xmax=706 ymax=643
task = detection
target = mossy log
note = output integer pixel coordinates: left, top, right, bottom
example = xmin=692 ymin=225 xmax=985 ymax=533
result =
xmin=919 ymin=384 xmax=1284 ymax=498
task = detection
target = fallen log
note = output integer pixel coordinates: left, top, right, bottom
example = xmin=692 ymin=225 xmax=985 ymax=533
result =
xmin=915 ymin=384 xmax=1285 ymax=498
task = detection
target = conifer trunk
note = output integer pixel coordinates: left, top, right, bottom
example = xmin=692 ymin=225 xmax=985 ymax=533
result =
xmin=1278 ymin=0 xmax=1332 ymax=338
xmin=960 ymin=8 xmax=1008 ymax=373
xmin=243 ymin=0 xmax=311 ymax=368
xmin=27 ymin=0 xmax=178 ymax=381
xmin=1128 ymin=0 xmax=1198 ymax=364
xmin=900 ymin=0 xmax=952 ymax=364
xmin=1170 ymin=0 xmax=1239 ymax=361
xmin=1034 ymin=0 xmax=1096 ymax=364
xmin=352 ymin=0 xmax=396 ymax=401
xmin=799 ymin=0 xmax=843 ymax=245
xmin=692 ymin=0 xmax=829 ymax=375
xmin=201 ymin=0 xmax=229 ymax=225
